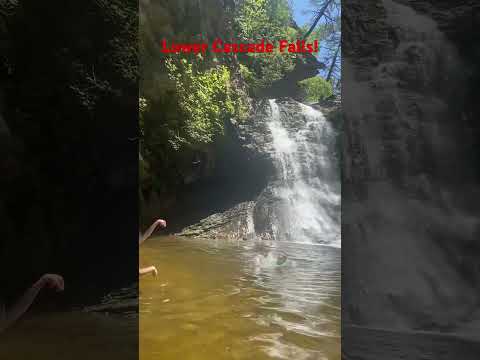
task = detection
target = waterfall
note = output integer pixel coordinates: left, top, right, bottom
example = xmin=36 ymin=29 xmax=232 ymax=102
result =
xmin=265 ymin=99 xmax=340 ymax=247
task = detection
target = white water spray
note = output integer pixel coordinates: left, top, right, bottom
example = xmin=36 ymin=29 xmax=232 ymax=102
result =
xmin=266 ymin=99 xmax=340 ymax=247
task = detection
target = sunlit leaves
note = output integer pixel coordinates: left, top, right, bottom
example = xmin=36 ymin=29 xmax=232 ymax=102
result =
xmin=165 ymin=58 xmax=246 ymax=148
xmin=234 ymin=0 xmax=298 ymax=93
xmin=298 ymin=76 xmax=333 ymax=102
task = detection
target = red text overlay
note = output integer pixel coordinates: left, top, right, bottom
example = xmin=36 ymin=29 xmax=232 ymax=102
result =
xmin=161 ymin=39 xmax=319 ymax=54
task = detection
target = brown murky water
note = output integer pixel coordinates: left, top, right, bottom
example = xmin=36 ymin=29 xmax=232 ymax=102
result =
xmin=140 ymin=235 xmax=340 ymax=360
xmin=0 ymin=307 xmax=137 ymax=359
xmin=0 ymin=234 xmax=339 ymax=360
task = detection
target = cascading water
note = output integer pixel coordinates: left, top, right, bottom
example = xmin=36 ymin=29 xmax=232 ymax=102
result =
xmin=139 ymin=99 xmax=342 ymax=360
xmin=265 ymin=99 xmax=340 ymax=248
xmin=241 ymin=99 xmax=341 ymax=358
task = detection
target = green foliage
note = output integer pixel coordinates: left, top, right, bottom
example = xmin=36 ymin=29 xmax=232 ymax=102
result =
xmin=235 ymin=0 xmax=291 ymax=39
xmin=298 ymin=76 xmax=333 ymax=102
xmin=234 ymin=0 xmax=298 ymax=92
xmin=238 ymin=63 xmax=255 ymax=87
xmin=164 ymin=57 xmax=247 ymax=148
xmin=138 ymin=0 xmax=308 ymax=203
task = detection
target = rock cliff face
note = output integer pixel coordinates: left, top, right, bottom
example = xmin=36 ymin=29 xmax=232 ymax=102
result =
xmin=178 ymin=98 xmax=341 ymax=244
xmin=258 ymin=54 xmax=325 ymax=100
xmin=175 ymin=100 xmax=277 ymax=239
xmin=343 ymin=0 xmax=480 ymax=333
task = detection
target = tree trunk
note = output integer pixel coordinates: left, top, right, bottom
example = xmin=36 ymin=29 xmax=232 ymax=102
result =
xmin=326 ymin=43 xmax=340 ymax=82
xmin=303 ymin=0 xmax=334 ymax=40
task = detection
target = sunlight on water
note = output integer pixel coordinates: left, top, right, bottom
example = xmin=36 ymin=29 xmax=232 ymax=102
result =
xmin=140 ymin=236 xmax=340 ymax=360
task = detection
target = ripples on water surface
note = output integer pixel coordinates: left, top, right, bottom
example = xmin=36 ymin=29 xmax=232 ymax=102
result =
xmin=140 ymin=235 xmax=340 ymax=360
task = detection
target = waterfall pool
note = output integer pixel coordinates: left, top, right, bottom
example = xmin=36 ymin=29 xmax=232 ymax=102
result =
xmin=140 ymin=235 xmax=340 ymax=360
xmin=140 ymin=101 xmax=341 ymax=359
